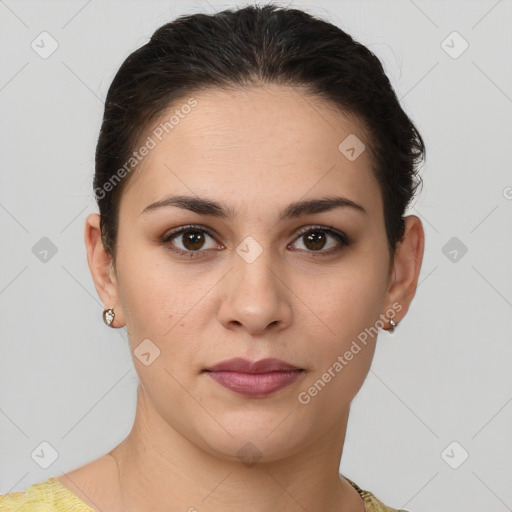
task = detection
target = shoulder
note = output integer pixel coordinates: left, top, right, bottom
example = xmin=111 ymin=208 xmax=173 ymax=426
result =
xmin=0 ymin=477 xmax=95 ymax=512
xmin=344 ymin=476 xmax=411 ymax=512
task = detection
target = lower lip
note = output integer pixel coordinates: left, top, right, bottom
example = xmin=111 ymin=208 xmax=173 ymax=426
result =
xmin=204 ymin=370 xmax=304 ymax=397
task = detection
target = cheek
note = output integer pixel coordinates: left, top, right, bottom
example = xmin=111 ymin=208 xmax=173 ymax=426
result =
xmin=298 ymin=253 xmax=387 ymax=390
xmin=115 ymin=243 xmax=187 ymax=334
xmin=296 ymin=340 xmax=376 ymax=429
xmin=306 ymin=261 xmax=386 ymax=339
xmin=115 ymin=246 xmax=215 ymax=369
xmin=295 ymin=275 xmax=382 ymax=416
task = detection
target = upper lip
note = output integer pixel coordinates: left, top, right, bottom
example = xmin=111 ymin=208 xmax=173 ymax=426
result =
xmin=203 ymin=357 xmax=302 ymax=373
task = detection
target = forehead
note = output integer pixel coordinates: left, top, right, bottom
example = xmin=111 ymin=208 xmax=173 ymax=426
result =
xmin=120 ymin=84 xmax=382 ymax=219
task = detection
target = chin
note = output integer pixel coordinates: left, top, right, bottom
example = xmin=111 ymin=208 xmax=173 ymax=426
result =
xmin=185 ymin=411 xmax=309 ymax=465
xmin=207 ymin=433 xmax=304 ymax=466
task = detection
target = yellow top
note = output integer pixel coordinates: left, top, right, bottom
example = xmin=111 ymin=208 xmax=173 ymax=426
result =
xmin=0 ymin=475 xmax=410 ymax=511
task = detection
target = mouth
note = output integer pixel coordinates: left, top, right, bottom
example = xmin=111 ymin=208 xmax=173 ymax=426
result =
xmin=202 ymin=357 xmax=305 ymax=398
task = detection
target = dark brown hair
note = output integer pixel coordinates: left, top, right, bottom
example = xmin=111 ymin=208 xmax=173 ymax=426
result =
xmin=94 ymin=3 xmax=425 ymax=262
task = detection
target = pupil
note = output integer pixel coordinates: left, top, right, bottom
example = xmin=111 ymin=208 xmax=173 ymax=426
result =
xmin=179 ymin=230 xmax=328 ymax=252
xmin=305 ymin=231 xmax=325 ymax=250
xmin=184 ymin=230 xmax=204 ymax=250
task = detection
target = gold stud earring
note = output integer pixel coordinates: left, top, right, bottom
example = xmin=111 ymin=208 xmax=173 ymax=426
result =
xmin=103 ymin=308 xmax=115 ymax=327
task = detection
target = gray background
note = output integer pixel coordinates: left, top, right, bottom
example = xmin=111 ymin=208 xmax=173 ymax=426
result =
xmin=1 ymin=1 xmax=511 ymax=511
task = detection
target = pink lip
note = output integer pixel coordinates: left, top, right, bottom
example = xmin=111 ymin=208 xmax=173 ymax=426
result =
xmin=203 ymin=357 xmax=305 ymax=397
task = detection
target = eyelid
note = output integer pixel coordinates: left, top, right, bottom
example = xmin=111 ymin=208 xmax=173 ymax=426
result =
xmin=161 ymin=223 xmax=350 ymax=256
xmin=293 ymin=224 xmax=349 ymax=244
xmin=161 ymin=224 xmax=219 ymax=242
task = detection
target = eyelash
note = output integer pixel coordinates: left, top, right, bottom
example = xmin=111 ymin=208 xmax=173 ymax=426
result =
xmin=161 ymin=224 xmax=350 ymax=259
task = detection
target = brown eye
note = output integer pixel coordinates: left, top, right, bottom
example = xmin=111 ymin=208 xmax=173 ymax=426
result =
xmin=181 ymin=229 xmax=207 ymax=250
xmin=291 ymin=226 xmax=349 ymax=256
xmin=303 ymin=231 xmax=327 ymax=251
xmin=162 ymin=225 xmax=219 ymax=257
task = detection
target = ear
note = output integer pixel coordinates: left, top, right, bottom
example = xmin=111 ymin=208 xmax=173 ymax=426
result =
xmin=383 ymin=215 xmax=425 ymax=325
xmin=84 ymin=213 xmax=125 ymax=328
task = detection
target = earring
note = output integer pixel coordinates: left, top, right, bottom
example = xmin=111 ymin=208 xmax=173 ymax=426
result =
xmin=103 ymin=308 xmax=115 ymax=327
xmin=388 ymin=319 xmax=397 ymax=333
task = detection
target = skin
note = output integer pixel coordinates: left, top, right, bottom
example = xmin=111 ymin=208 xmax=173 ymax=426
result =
xmin=66 ymin=84 xmax=424 ymax=512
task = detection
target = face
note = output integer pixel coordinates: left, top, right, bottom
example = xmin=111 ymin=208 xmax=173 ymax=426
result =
xmin=88 ymin=84 xmax=419 ymax=463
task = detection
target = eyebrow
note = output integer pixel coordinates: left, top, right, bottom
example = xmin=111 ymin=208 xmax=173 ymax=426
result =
xmin=141 ymin=194 xmax=366 ymax=221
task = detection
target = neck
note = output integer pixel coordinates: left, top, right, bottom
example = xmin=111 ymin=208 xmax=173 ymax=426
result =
xmin=107 ymin=385 xmax=364 ymax=512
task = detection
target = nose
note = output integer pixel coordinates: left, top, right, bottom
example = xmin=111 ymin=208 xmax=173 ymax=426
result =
xmin=217 ymin=248 xmax=293 ymax=336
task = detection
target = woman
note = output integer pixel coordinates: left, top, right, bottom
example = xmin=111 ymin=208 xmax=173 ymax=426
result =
xmin=0 ymin=4 xmax=424 ymax=511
